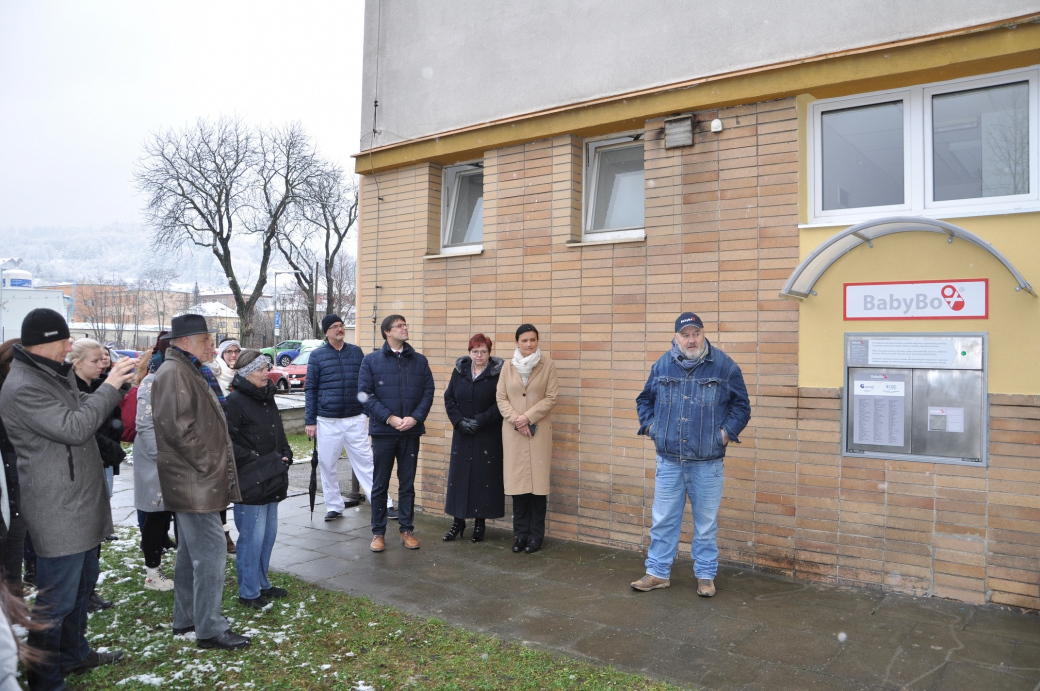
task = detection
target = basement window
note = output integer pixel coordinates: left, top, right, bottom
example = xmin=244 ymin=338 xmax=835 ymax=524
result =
xmin=584 ymin=135 xmax=645 ymax=241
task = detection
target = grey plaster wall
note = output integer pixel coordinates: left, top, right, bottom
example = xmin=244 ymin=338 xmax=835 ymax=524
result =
xmin=359 ymin=0 xmax=1040 ymax=151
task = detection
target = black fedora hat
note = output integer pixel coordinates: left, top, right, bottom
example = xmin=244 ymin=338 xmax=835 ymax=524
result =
xmin=166 ymin=314 xmax=215 ymax=340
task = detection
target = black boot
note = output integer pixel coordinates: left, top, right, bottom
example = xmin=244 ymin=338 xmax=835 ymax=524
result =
xmin=442 ymin=518 xmax=466 ymax=542
xmin=471 ymin=518 xmax=486 ymax=543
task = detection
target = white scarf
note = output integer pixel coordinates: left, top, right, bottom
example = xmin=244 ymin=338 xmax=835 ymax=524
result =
xmin=512 ymin=347 xmax=541 ymax=386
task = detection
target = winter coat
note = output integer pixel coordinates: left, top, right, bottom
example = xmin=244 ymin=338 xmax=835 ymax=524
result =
xmin=0 ymin=419 xmax=20 ymax=525
xmin=304 ymin=341 xmax=365 ymax=424
xmin=208 ymin=357 xmax=235 ymax=397
xmin=152 ymin=347 xmax=241 ymax=513
xmin=119 ymin=386 xmax=138 ymax=442
xmin=76 ymin=374 xmax=126 ymax=475
xmin=0 ymin=347 xmax=121 ymax=558
xmin=132 ymin=373 xmax=164 ymax=512
xmin=358 ymin=341 xmax=435 ymax=436
xmin=225 ymin=374 xmax=292 ymax=505
xmin=635 ymin=339 xmax=751 ymax=463
xmin=443 ymin=356 xmax=504 ymax=519
xmin=496 ymin=355 xmax=558 ymax=496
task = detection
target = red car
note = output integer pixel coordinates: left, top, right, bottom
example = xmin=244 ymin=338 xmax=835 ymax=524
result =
xmin=281 ymin=348 xmax=314 ymax=389
xmin=267 ymin=366 xmax=290 ymax=392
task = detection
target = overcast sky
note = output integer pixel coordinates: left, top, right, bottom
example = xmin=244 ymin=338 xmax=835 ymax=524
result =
xmin=0 ymin=1 xmax=365 ymax=230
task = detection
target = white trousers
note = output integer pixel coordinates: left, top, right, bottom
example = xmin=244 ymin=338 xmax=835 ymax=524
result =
xmin=316 ymin=415 xmax=390 ymax=513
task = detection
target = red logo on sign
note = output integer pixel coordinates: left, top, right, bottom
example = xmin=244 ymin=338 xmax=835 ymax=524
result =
xmin=941 ymin=285 xmax=965 ymax=311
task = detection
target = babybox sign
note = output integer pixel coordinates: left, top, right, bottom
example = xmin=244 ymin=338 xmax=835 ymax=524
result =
xmin=844 ymin=279 xmax=988 ymax=320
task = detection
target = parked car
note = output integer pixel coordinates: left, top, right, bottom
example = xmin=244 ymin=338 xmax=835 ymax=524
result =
xmin=260 ymin=340 xmax=302 ymax=366
xmin=271 ymin=338 xmax=323 ymax=367
xmin=267 ymin=366 xmax=291 ymax=392
xmin=282 ymin=348 xmax=316 ymax=389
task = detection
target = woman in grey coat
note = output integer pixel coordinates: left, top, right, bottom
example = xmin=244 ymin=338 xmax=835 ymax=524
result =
xmin=133 ymin=360 xmax=174 ymax=591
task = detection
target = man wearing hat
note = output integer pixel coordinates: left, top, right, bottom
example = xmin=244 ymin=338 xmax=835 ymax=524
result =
xmin=0 ymin=308 xmax=138 ymax=690
xmin=152 ymin=314 xmax=249 ymax=650
xmin=304 ymin=314 xmax=391 ymax=521
xmin=631 ymin=312 xmax=751 ymax=597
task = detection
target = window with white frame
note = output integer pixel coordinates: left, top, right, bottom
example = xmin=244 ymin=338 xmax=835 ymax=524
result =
xmin=441 ymin=163 xmax=484 ymax=251
xmin=808 ymin=67 xmax=1039 ymax=225
xmin=584 ymin=135 xmax=645 ymax=239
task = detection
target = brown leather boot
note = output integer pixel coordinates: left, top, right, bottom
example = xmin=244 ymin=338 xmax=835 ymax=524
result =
xmin=370 ymin=535 xmax=385 ymax=552
xmin=401 ymin=532 xmax=420 ymax=550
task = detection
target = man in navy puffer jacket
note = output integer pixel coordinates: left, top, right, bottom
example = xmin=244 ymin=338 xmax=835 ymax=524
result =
xmin=305 ymin=314 xmax=391 ymax=522
xmin=358 ymin=314 xmax=435 ymax=552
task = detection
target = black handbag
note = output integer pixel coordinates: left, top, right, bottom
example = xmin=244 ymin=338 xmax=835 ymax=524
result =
xmin=237 ymin=451 xmax=289 ymax=505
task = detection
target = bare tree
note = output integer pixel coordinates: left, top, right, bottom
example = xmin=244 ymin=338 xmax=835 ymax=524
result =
xmin=276 ymin=164 xmax=359 ymax=336
xmin=140 ymin=267 xmax=179 ymax=332
xmin=328 ymin=252 xmax=357 ymax=322
xmin=79 ymin=283 xmax=112 ymax=343
xmin=135 ymin=117 xmax=319 ymax=342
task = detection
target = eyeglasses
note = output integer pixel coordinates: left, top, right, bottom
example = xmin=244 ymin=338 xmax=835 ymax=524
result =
xmin=391 ymin=323 xmax=407 ymax=330
xmin=225 ymin=348 xmax=241 ymax=355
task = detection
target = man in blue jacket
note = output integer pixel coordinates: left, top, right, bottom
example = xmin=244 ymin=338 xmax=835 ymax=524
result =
xmin=358 ymin=314 xmax=435 ymax=552
xmin=305 ymin=314 xmax=391 ymax=521
xmin=632 ymin=312 xmax=751 ymax=598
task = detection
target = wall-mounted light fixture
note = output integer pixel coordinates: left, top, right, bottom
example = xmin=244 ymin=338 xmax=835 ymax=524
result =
xmin=710 ymin=118 xmax=723 ymax=133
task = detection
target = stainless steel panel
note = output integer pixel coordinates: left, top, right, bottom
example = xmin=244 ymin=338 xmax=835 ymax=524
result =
xmin=846 ymin=368 xmax=913 ymax=455
xmin=911 ymin=369 xmax=984 ymax=462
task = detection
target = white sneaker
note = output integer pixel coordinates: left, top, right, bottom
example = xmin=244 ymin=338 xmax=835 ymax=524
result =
xmin=145 ymin=567 xmax=174 ymax=591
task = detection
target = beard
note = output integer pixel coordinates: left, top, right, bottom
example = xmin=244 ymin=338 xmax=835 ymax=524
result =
xmin=678 ymin=341 xmax=706 ymax=360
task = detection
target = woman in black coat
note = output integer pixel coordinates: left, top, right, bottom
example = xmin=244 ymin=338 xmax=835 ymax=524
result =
xmin=442 ymin=333 xmax=504 ymax=542
xmin=225 ymin=349 xmax=292 ymax=609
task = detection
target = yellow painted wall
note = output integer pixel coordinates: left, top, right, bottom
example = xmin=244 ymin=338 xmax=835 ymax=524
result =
xmin=797 ymin=213 xmax=1040 ymax=393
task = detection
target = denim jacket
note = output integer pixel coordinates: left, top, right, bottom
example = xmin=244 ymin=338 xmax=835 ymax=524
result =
xmin=636 ymin=340 xmax=751 ymax=462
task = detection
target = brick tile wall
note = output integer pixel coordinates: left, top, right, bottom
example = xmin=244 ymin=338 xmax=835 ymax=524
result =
xmin=357 ymin=99 xmax=1040 ymax=607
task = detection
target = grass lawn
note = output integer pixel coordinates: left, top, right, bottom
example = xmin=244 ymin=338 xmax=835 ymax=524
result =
xmin=59 ymin=526 xmax=684 ymax=690
xmin=286 ymin=433 xmax=313 ymax=462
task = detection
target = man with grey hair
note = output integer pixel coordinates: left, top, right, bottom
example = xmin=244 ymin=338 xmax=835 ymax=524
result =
xmin=152 ymin=314 xmax=249 ymax=650
xmin=632 ymin=312 xmax=751 ymax=597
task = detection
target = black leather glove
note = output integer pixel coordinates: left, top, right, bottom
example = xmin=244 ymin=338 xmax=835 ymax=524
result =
xmin=458 ymin=418 xmax=479 ymax=435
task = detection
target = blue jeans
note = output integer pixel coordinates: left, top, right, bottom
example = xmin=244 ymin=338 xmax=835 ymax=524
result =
xmin=371 ymin=435 xmax=419 ymax=535
xmin=233 ymin=503 xmax=278 ymax=599
xmin=645 ymin=457 xmax=724 ymax=580
xmin=30 ymin=547 xmax=99 ymax=691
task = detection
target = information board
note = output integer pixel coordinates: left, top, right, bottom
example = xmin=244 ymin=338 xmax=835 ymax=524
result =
xmin=851 ymin=372 xmax=906 ymax=447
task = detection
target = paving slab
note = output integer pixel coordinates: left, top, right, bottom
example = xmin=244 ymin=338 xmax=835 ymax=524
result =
xmin=111 ymin=466 xmax=1040 ymax=691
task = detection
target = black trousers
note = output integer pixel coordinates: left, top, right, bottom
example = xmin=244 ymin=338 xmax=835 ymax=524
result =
xmin=511 ymin=493 xmax=547 ymax=543
xmin=1 ymin=512 xmax=27 ymax=586
xmin=371 ymin=435 xmax=419 ymax=535
xmin=141 ymin=511 xmax=173 ymax=568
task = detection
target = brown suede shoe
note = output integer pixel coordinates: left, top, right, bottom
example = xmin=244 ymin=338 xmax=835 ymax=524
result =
xmin=631 ymin=574 xmax=670 ymax=592
xmin=370 ymin=535 xmax=385 ymax=552
xmin=697 ymin=578 xmax=716 ymax=597
xmin=401 ymin=531 xmax=420 ymax=550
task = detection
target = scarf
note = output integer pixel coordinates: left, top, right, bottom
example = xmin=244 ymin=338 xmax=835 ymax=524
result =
xmin=173 ymin=346 xmax=226 ymax=410
xmin=671 ymin=340 xmax=709 ymax=372
xmin=512 ymin=347 xmax=541 ymax=386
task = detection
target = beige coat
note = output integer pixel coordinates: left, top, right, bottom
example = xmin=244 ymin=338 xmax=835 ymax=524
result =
xmin=496 ymin=356 xmax=558 ymax=496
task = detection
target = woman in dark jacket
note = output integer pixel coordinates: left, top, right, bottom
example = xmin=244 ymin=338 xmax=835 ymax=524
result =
xmin=70 ymin=339 xmax=126 ymax=495
xmin=0 ymin=339 xmax=28 ymax=592
xmin=442 ymin=334 xmax=504 ymax=542
xmin=225 ymin=349 xmax=292 ymax=609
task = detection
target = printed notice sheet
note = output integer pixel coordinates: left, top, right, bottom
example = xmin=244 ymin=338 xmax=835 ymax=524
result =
xmin=927 ymin=407 xmax=965 ymax=433
xmin=852 ymin=373 xmax=906 ymax=447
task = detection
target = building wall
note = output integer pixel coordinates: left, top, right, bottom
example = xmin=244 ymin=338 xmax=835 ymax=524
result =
xmin=360 ymin=0 xmax=1040 ymax=150
xmin=358 ymin=97 xmax=1040 ymax=608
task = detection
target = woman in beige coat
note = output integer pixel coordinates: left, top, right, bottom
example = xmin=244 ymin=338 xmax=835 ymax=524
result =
xmin=497 ymin=324 xmax=558 ymax=553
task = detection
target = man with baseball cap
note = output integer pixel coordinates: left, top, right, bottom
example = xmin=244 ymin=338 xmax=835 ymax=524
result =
xmin=0 ymin=308 xmax=138 ymax=689
xmin=305 ymin=314 xmax=391 ymax=521
xmin=632 ymin=312 xmax=750 ymax=597
xmin=152 ymin=313 xmax=248 ymax=650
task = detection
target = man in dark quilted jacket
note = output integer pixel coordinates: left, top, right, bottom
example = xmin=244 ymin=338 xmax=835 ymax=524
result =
xmin=358 ymin=315 xmax=435 ymax=553
xmin=305 ymin=314 xmax=391 ymax=522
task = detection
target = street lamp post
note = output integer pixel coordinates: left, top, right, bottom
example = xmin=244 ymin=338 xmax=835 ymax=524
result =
xmin=271 ymin=270 xmax=304 ymax=341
